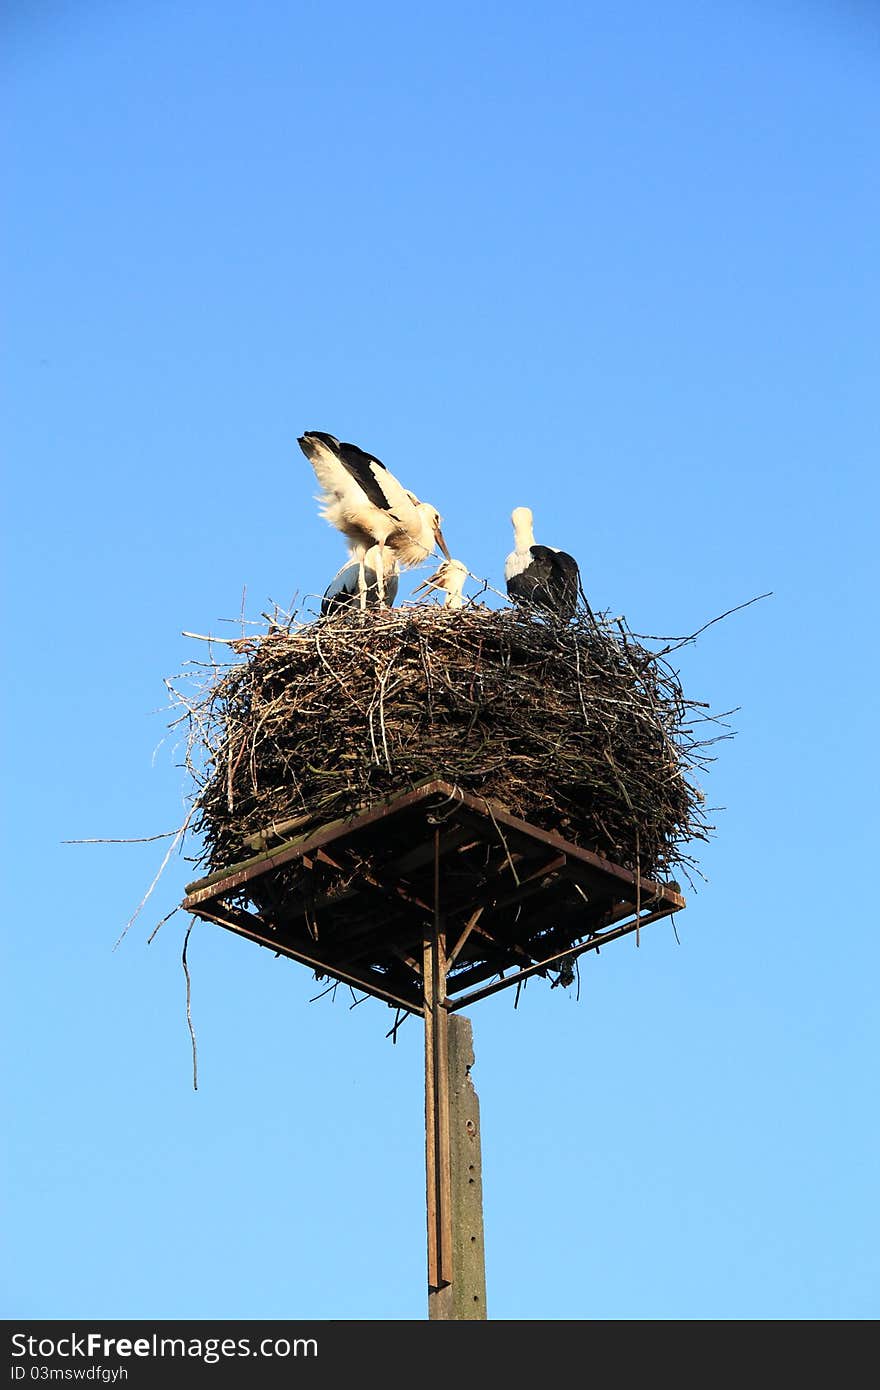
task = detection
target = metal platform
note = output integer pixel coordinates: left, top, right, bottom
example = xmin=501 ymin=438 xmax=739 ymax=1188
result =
xmin=181 ymin=779 xmax=685 ymax=1016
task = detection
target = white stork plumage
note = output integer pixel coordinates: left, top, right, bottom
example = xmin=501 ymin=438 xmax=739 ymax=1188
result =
xmin=298 ymin=431 xmax=450 ymax=607
xmin=504 ymin=506 xmax=582 ymax=620
xmin=412 ymin=558 xmax=469 ymax=610
xmin=321 ymin=545 xmax=400 ymax=617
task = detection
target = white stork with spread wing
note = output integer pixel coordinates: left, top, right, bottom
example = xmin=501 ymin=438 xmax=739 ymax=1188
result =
xmin=298 ymin=431 xmax=450 ymax=608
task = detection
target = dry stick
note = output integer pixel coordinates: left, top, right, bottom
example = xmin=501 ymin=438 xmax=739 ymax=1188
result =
xmin=366 ymin=692 xmax=381 ymax=768
xmin=307 ymin=978 xmax=337 ymax=1000
xmin=182 ymin=920 xmax=198 ymax=1092
xmin=226 ymin=736 xmax=235 ymax=813
xmin=148 ymin=905 xmax=180 ymax=944
xmin=635 ymin=825 xmax=641 ymax=948
xmin=572 ymin=635 xmax=590 ymax=727
xmin=165 ymin=675 xmax=224 ymax=761
xmin=309 ymin=980 xmax=339 ymax=1004
xmin=483 ymin=797 xmax=521 ymax=886
xmin=374 ymin=665 xmax=394 ymax=771
xmin=63 ymin=831 xmax=180 ymax=844
xmin=313 ymin=627 xmax=365 ymax=710
xmin=386 ymin=1008 xmax=413 ymax=1043
xmin=654 ymin=592 xmax=773 ymax=656
xmin=246 ymin=695 xmax=293 ymax=794
xmin=113 ymin=802 xmax=199 ymax=950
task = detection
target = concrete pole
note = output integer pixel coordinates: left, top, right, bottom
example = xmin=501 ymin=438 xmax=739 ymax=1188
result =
xmin=423 ymin=920 xmax=453 ymax=1296
xmin=428 ymin=1013 xmax=487 ymax=1320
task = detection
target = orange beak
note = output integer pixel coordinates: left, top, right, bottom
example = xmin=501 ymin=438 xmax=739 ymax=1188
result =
xmin=435 ymin=525 xmax=451 ymax=561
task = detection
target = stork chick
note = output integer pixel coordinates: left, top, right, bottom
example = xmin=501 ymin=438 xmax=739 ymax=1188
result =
xmin=412 ymin=558 xmax=469 ymax=610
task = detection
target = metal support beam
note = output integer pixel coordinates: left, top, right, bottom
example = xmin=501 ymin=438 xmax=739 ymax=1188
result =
xmin=190 ymin=903 xmax=422 ymax=1015
xmin=447 ymin=905 xmax=674 ymax=1011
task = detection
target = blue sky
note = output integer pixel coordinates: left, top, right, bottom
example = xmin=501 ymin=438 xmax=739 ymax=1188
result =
xmin=3 ymin=0 xmax=878 ymax=1321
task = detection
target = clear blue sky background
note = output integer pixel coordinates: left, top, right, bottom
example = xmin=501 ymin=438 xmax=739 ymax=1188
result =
xmin=3 ymin=1 xmax=878 ymax=1322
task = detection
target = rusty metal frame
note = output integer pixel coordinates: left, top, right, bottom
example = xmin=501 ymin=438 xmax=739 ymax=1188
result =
xmin=189 ymin=901 xmax=425 ymax=1016
xmin=182 ymin=781 xmax=685 ymax=910
xmin=181 ymin=780 xmax=686 ymax=1017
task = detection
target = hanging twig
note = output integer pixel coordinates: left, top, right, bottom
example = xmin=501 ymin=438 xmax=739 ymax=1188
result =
xmin=483 ymin=797 xmax=521 ymax=886
xmin=147 ymin=905 xmax=180 ymax=944
xmin=182 ymin=921 xmax=198 ymax=1092
xmin=113 ymin=803 xmax=199 ymax=950
xmin=385 ymin=1008 xmax=413 ymax=1043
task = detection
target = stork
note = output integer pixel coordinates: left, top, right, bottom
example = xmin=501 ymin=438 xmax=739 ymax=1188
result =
xmin=412 ymin=558 xmax=469 ymax=610
xmin=321 ymin=545 xmax=400 ymax=617
xmin=297 ymin=431 xmax=450 ymax=608
xmin=504 ymin=506 xmax=582 ymax=620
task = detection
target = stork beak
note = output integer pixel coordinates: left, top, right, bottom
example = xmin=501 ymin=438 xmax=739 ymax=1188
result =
xmin=435 ymin=526 xmax=451 ymax=561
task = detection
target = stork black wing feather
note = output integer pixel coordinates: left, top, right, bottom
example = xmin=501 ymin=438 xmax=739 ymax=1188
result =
xmin=544 ymin=548 xmax=581 ymax=619
xmin=335 ymin=439 xmax=392 ymax=511
xmin=507 ymin=546 xmax=580 ymax=620
xmin=506 ymin=567 xmax=546 ymax=607
xmin=300 ymin=431 xmax=392 ymax=512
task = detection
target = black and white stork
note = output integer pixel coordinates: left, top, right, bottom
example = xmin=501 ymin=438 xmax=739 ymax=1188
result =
xmin=412 ymin=558 xmax=469 ymax=610
xmin=321 ymin=545 xmax=400 ymax=617
xmin=504 ymin=506 xmax=581 ymax=620
xmin=298 ymin=431 xmax=450 ymax=607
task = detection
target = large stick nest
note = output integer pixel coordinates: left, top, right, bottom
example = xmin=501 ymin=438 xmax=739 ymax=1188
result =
xmin=172 ymin=604 xmax=719 ymax=886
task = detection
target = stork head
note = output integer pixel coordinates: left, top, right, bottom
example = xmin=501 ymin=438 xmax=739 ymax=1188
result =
xmin=415 ymin=500 xmax=451 ymax=560
xmin=511 ymin=506 xmax=535 ymax=549
xmin=413 ymin=558 xmax=468 ymax=605
xmin=443 ymin=559 xmax=469 ymax=595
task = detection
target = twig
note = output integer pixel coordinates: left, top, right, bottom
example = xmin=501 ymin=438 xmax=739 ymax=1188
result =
xmin=483 ymin=797 xmax=521 ymax=886
xmin=635 ymin=825 xmax=641 ymax=948
xmin=182 ymin=921 xmax=198 ymax=1092
xmin=653 ymin=593 xmax=773 ymax=655
xmin=63 ymin=831 xmax=180 ymax=844
xmin=309 ymin=980 xmax=340 ymax=1004
xmin=113 ymin=804 xmax=199 ymax=950
xmin=147 ymin=905 xmax=180 ymax=944
xmin=385 ymin=1008 xmax=413 ymax=1043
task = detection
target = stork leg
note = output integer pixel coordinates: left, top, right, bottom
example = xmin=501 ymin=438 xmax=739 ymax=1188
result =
xmin=357 ymin=554 xmax=368 ymax=611
xmin=376 ymin=540 xmax=387 ymax=608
